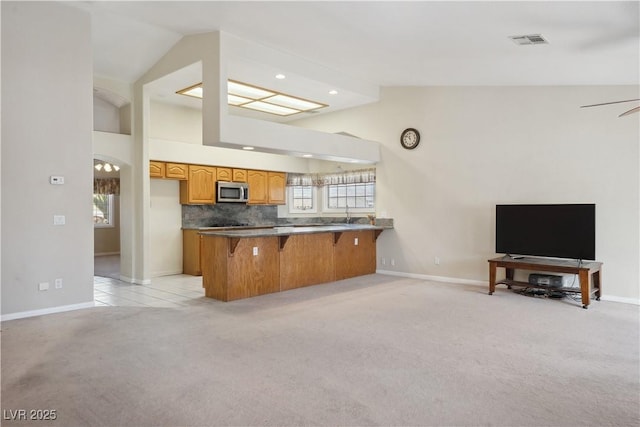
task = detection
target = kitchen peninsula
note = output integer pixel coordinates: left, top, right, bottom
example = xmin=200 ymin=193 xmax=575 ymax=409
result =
xmin=200 ymin=224 xmax=388 ymax=301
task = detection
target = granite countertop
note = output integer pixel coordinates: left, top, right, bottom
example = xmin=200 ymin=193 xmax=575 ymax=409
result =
xmin=199 ymin=224 xmax=391 ymax=238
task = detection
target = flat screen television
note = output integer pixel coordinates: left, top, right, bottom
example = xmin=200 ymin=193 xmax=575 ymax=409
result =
xmin=495 ymin=204 xmax=595 ymax=260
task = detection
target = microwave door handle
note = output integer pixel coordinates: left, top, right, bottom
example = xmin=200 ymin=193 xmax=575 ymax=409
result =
xmin=244 ymin=186 xmax=249 ymax=200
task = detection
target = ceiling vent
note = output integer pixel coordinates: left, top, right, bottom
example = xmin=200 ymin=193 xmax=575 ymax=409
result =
xmin=509 ymin=34 xmax=548 ymax=45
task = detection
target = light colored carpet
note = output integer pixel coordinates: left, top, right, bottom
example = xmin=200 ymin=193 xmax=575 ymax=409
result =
xmin=1 ymin=274 xmax=639 ymax=426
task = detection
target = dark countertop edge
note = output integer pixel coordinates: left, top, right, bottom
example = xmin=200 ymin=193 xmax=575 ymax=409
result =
xmin=198 ymin=224 xmax=391 ymax=238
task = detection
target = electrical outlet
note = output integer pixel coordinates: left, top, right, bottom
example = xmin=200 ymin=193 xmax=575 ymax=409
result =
xmin=53 ymin=215 xmax=65 ymax=225
xmin=381 ymin=257 xmax=386 ymax=265
xmin=354 ymin=237 xmax=359 ymax=246
xmin=435 ymin=257 xmax=440 ymax=265
xmin=391 ymin=259 xmax=395 ymax=266
xmin=39 ymin=282 xmax=49 ymax=291
xmin=55 ymin=278 xmax=63 ymax=289
xmin=253 ymin=246 xmax=259 ymax=256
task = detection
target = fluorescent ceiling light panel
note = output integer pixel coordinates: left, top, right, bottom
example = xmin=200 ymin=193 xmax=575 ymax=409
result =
xmin=176 ymin=83 xmax=203 ymax=98
xmin=241 ymin=101 xmax=300 ymax=116
xmin=267 ymin=94 xmax=325 ymax=111
xmin=228 ymin=80 xmax=275 ymax=99
xmin=177 ymin=79 xmax=328 ymax=117
xmin=228 ymin=94 xmax=252 ymax=105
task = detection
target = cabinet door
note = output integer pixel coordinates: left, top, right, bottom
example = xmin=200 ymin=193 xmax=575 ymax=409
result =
xmin=180 ymin=165 xmax=216 ymax=204
xmin=216 ymin=167 xmax=232 ymax=182
xmin=182 ymin=229 xmax=202 ymax=276
xmin=247 ymin=170 xmax=268 ymax=204
xmin=268 ymin=172 xmax=286 ymax=205
xmin=149 ymin=161 xmax=165 ymax=178
xmin=232 ymin=169 xmax=247 ymax=182
xmin=165 ymin=163 xmax=187 ymax=179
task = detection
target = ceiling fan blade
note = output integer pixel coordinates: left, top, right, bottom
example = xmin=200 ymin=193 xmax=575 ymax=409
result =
xmin=618 ymin=106 xmax=640 ymax=117
xmin=580 ymin=98 xmax=640 ymax=108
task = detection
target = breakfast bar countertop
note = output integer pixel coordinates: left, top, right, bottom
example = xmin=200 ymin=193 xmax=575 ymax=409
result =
xmin=198 ymin=223 xmax=391 ymax=238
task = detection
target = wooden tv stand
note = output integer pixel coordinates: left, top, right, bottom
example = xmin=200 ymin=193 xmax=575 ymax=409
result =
xmin=488 ymin=256 xmax=602 ymax=309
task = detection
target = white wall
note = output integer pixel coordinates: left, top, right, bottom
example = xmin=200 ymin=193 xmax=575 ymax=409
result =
xmin=1 ymin=2 xmax=94 ymax=317
xmin=93 ymin=96 xmax=121 ymax=133
xmin=294 ymin=86 xmax=640 ymax=302
xmin=149 ymin=180 xmax=182 ymax=277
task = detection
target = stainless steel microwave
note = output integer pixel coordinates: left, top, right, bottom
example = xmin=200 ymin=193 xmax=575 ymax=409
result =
xmin=216 ymin=181 xmax=249 ymax=203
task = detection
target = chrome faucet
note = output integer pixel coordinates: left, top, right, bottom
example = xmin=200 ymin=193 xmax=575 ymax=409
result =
xmin=345 ymin=203 xmax=351 ymax=224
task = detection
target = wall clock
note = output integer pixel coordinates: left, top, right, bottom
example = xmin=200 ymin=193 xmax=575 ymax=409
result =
xmin=400 ymin=128 xmax=420 ymax=150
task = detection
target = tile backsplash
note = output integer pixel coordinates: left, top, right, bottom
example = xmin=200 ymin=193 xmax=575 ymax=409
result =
xmin=182 ymin=204 xmax=278 ymax=228
xmin=182 ymin=204 xmax=393 ymax=228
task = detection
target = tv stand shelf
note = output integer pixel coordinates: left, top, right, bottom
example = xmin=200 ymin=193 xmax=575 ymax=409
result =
xmin=488 ymin=256 xmax=602 ymax=309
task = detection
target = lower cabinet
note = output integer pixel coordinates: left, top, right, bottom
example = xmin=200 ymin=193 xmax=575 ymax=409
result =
xmin=201 ymin=229 xmax=380 ymax=301
xmin=182 ymin=229 xmax=203 ymax=276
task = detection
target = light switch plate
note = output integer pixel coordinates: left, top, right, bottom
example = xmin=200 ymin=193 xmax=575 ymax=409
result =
xmin=50 ymin=176 xmax=65 ymax=185
xmin=53 ymin=215 xmax=66 ymax=225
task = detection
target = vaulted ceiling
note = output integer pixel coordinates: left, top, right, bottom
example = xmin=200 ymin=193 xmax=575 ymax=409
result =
xmin=77 ymin=1 xmax=639 ymax=118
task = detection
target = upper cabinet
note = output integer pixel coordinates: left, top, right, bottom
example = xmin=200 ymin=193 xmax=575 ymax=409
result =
xmin=216 ymin=167 xmax=232 ymax=182
xmin=248 ymin=170 xmax=286 ymax=205
xmin=165 ymin=163 xmax=188 ymax=179
xmin=149 ymin=161 xmax=187 ymax=180
xmin=152 ymin=160 xmax=284 ymax=206
xmin=247 ymin=170 xmax=268 ymax=204
xmin=267 ymin=172 xmax=286 ymax=205
xmin=180 ymin=165 xmax=216 ymax=205
xmin=232 ymin=169 xmax=247 ymax=183
xmin=149 ymin=161 xmax=165 ymax=178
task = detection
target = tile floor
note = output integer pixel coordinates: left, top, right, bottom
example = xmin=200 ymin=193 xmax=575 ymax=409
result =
xmin=93 ymin=274 xmax=211 ymax=308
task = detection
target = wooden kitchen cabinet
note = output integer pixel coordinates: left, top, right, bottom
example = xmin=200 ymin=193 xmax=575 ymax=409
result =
xmin=247 ymin=170 xmax=268 ymax=204
xmin=232 ymin=169 xmax=247 ymax=182
xmin=149 ymin=161 xmax=165 ymax=178
xmin=180 ymin=165 xmax=216 ymax=204
xmin=150 ymin=161 xmax=187 ymax=179
xmin=182 ymin=229 xmax=203 ymax=276
xmin=165 ymin=162 xmax=188 ymax=179
xmin=216 ymin=167 xmax=232 ymax=182
xmin=268 ymin=172 xmax=286 ymax=205
xmin=247 ymin=170 xmax=286 ymax=205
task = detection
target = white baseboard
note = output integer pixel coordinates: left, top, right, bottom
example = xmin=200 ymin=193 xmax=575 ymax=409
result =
xmin=376 ymin=269 xmax=487 ymax=286
xmin=151 ymin=270 xmax=183 ymax=278
xmin=601 ymin=295 xmax=640 ymax=305
xmin=1 ymin=301 xmax=95 ymax=322
xmin=376 ymin=269 xmax=640 ymax=305
xmin=119 ymin=274 xmax=151 ymax=285
xmin=94 ymin=252 xmax=120 ymax=257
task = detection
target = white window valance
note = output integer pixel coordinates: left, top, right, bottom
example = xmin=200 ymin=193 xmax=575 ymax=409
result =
xmin=287 ymin=168 xmax=376 ymax=187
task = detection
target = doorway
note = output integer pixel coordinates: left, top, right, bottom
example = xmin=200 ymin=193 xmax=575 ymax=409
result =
xmin=93 ymin=159 xmax=121 ymax=280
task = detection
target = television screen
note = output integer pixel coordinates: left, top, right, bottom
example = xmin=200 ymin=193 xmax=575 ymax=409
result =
xmin=496 ymin=204 xmax=595 ymax=260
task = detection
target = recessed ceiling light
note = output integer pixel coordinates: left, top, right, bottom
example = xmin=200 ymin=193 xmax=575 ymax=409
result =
xmin=275 ymin=74 xmax=286 ymax=79
xmin=242 ymin=146 xmax=254 ymax=150
xmin=329 ymin=90 xmax=338 ymax=95
xmin=302 ymin=154 xmax=313 ymax=158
